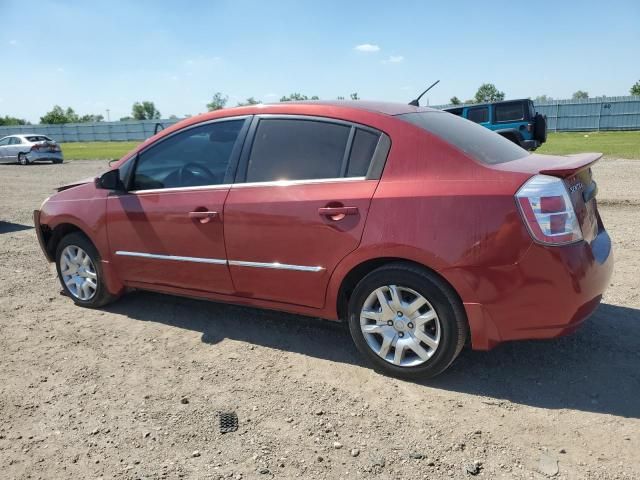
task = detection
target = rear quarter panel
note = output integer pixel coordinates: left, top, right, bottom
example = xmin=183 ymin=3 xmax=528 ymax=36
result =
xmin=324 ymin=121 xmax=533 ymax=313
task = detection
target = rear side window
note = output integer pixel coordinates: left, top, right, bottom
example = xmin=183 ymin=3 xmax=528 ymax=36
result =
xmin=347 ymin=129 xmax=380 ymax=177
xmin=467 ymin=107 xmax=488 ymax=123
xmin=399 ymin=111 xmax=528 ymax=165
xmin=246 ymin=119 xmax=351 ymax=182
xmin=26 ymin=136 xmax=51 ymax=142
xmin=495 ymin=102 xmax=525 ymax=122
xmin=9 ymin=137 xmax=22 ymax=145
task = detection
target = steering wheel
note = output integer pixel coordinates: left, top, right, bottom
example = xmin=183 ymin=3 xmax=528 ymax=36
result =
xmin=178 ymin=162 xmax=219 ymax=186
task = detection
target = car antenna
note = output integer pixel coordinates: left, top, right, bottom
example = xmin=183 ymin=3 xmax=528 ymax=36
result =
xmin=408 ymin=80 xmax=440 ymax=107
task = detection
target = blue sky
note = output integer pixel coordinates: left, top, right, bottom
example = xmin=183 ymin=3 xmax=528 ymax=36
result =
xmin=1 ymin=0 xmax=639 ymax=122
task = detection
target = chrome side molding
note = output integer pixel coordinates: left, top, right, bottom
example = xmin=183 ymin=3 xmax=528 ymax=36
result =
xmin=115 ymin=251 xmax=324 ymax=272
xmin=115 ymin=251 xmax=227 ymax=265
xmin=228 ymin=260 xmax=324 ymax=272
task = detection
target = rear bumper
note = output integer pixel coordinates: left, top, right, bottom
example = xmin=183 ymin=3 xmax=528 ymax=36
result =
xmin=26 ymin=151 xmax=63 ymax=163
xmin=465 ymin=228 xmax=613 ymax=349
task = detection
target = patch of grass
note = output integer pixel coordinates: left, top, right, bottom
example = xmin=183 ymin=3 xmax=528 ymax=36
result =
xmin=537 ymin=131 xmax=640 ymax=159
xmin=60 ymin=141 xmax=140 ymax=161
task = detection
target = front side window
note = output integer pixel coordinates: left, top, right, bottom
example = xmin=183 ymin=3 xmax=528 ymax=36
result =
xmin=0 ymin=137 xmax=10 ymax=146
xmin=246 ymin=119 xmax=351 ymax=182
xmin=9 ymin=137 xmax=22 ymax=145
xmin=467 ymin=107 xmax=489 ymax=123
xmin=495 ymin=102 xmax=525 ymax=122
xmin=132 ymin=119 xmax=245 ymax=190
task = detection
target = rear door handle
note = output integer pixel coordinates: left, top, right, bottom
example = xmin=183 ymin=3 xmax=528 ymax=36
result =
xmin=318 ymin=206 xmax=359 ymax=219
xmin=189 ymin=210 xmax=218 ymax=223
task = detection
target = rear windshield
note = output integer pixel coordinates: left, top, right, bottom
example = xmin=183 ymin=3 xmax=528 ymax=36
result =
xmin=26 ymin=136 xmax=52 ymax=142
xmin=398 ymin=111 xmax=528 ymax=165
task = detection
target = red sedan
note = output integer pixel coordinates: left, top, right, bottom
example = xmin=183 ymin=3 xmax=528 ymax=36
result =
xmin=34 ymin=101 xmax=613 ymax=378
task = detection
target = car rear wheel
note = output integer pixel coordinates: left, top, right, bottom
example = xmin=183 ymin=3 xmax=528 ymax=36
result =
xmin=18 ymin=153 xmax=29 ymax=165
xmin=347 ymin=263 xmax=468 ymax=379
xmin=55 ymin=232 xmax=117 ymax=308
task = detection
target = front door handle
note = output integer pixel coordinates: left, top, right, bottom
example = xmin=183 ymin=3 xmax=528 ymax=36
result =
xmin=318 ymin=206 xmax=359 ymax=221
xmin=189 ymin=210 xmax=218 ymax=224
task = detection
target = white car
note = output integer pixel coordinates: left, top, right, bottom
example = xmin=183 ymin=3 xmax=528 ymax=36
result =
xmin=0 ymin=134 xmax=64 ymax=165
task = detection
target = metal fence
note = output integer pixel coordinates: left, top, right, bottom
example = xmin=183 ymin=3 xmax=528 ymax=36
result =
xmin=2 ymin=95 xmax=640 ymax=142
xmin=434 ymin=95 xmax=640 ymax=132
xmin=0 ymin=119 xmax=180 ymax=142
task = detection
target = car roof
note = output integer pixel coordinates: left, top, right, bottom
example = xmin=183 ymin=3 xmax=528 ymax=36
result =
xmin=276 ymin=100 xmax=436 ymax=116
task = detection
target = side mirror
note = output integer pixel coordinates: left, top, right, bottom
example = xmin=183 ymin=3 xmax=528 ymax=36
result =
xmin=96 ymin=169 xmax=125 ymax=191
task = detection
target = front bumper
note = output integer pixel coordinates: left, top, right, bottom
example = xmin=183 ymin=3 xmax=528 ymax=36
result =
xmin=465 ymin=227 xmax=613 ymax=349
xmin=33 ymin=210 xmax=53 ymax=262
xmin=521 ymin=139 xmax=541 ymax=151
xmin=26 ymin=151 xmax=64 ymax=163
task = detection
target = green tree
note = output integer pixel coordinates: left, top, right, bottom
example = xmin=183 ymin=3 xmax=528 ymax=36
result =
xmin=207 ymin=92 xmax=228 ymax=111
xmin=630 ymin=80 xmax=640 ymax=96
xmin=236 ymin=97 xmax=261 ymax=106
xmin=336 ymin=96 xmax=345 ymax=100
xmin=449 ymin=96 xmax=462 ymax=105
xmin=350 ymin=92 xmax=360 ymax=100
xmin=280 ymin=93 xmax=307 ymax=102
xmin=40 ymin=105 xmax=80 ymax=124
xmin=534 ymin=95 xmax=553 ymax=102
xmin=572 ymin=90 xmax=589 ymax=100
xmin=78 ymin=114 xmax=104 ymax=122
xmin=474 ymin=83 xmax=505 ymax=103
xmin=0 ymin=115 xmax=28 ymax=126
xmin=119 ymin=116 xmax=133 ymax=121
xmin=132 ymin=101 xmax=161 ymax=120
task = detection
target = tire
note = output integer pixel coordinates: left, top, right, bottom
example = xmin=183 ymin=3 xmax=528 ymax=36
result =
xmin=534 ymin=113 xmax=547 ymax=143
xmin=55 ymin=232 xmax=117 ymax=308
xmin=347 ymin=262 xmax=468 ymax=379
xmin=53 ymin=159 xmax=63 ymax=164
xmin=18 ymin=153 xmax=30 ymax=165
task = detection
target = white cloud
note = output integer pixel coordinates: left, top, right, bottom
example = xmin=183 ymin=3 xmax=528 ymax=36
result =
xmin=56 ymin=67 xmax=65 ymax=72
xmin=9 ymin=40 xmax=17 ymax=46
xmin=388 ymin=55 xmax=404 ymax=63
xmin=354 ymin=43 xmax=380 ymax=53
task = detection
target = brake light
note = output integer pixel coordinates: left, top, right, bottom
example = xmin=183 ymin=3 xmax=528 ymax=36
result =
xmin=515 ymin=174 xmax=583 ymax=245
xmin=31 ymin=144 xmax=41 ymax=151
xmin=526 ymin=123 xmax=533 ymax=132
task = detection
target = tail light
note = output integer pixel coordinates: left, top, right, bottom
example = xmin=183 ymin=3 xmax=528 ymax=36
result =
xmin=31 ymin=144 xmax=41 ymax=151
xmin=526 ymin=123 xmax=533 ymax=132
xmin=515 ymin=174 xmax=583 ymax=245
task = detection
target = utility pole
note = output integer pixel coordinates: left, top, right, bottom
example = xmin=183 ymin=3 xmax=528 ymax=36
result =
xmin=106 ymin=109 xmax=110 ymax=122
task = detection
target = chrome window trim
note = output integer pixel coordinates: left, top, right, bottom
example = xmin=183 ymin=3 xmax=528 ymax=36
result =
xmin=228 ymin=260 xmax=324 ymax=272
xmin=115 ymin=251 xmax=227 ymax=265
xmin=232 ymin=176 xmax=367 ymax=189
xmin=128 ymin=183 xmax=233 ymax=195
xmin=115 ymin=251 xmax=324 ymax=272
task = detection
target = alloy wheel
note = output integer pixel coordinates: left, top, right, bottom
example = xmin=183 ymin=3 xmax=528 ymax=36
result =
xmin=360 ymin=285 xmax=441 ymax=367
xmin=59 ymin=245 xmax=98 ymax=301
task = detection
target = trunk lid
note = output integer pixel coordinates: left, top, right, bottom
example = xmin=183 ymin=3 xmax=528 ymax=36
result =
xmin=496 ymin=152 xmax=603 ymax=243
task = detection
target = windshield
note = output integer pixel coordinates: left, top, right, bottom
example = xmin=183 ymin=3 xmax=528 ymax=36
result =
xmin=398 ymin=111 xmax=528 ymax=165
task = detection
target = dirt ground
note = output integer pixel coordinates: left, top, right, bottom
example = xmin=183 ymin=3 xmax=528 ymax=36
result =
xmin=0 ymin=158 xmax=638 ymax=480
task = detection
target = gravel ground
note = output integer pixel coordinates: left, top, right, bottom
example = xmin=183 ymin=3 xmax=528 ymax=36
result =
xmin=0 ymin=158 xmax=639 ymax=480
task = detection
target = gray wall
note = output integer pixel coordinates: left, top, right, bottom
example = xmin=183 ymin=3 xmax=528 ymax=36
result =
xmin=435 ymin=95 xmax=640 ymax=132
xmin=2 ymin=95 xmax=640 ymax=142
xmin=0 ymin=119 xmax=180 ymax=142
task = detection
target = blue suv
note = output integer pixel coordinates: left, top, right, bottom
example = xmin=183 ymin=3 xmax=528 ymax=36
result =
xmin=444 ymin=99 xmax=547 ymax=151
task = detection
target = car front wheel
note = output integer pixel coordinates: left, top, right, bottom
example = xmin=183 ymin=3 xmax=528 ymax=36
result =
xmin=55 ymin=232 xmax=116 ymax=308
xmin=347 ymin=263 xmax=468 ymax=379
